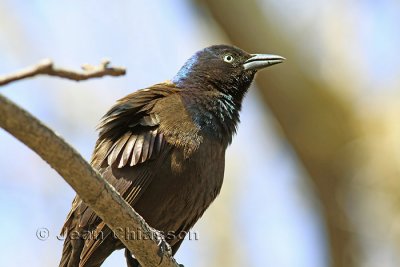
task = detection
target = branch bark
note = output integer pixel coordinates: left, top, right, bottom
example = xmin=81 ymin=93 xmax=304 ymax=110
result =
xmin=0 ymin=94 xmax=179 ymax=267
xmin=0 ymin=58 xmax=126 ymax=86
xmin=0 ymin=61 xmax=179 ymax=267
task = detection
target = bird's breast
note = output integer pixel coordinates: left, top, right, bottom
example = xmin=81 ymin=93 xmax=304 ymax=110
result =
xmin=133 ymin=137 xmax=226 ymax=237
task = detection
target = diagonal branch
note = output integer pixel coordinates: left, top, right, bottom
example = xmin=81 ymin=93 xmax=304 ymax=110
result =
xmin=0 ymin=93 xmax=179 ymax=267
xmin=0 ymin=58 xmax=126 ymax=86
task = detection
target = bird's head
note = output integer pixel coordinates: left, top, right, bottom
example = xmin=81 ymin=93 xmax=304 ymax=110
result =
xmin=172 ymin=44 xmax=284 ymax=97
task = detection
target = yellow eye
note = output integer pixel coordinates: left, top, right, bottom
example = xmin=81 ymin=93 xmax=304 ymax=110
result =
xmin=223 ymin=54 xmax=234 ymax=63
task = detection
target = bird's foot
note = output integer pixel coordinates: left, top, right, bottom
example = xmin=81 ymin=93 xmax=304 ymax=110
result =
xmin=151 ymin=229 xmax=172 ymax=263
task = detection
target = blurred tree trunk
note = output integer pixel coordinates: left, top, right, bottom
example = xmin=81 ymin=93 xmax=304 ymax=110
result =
xmin=197 ymin=0 xmax=363 ymax=266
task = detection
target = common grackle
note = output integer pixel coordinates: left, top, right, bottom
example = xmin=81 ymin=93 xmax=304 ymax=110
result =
xmin=59 ymin=45 xmax=284 ymax=267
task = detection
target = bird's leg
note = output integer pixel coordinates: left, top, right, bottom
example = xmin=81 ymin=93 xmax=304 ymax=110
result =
xmin=151 ymin=229 xmax=172 ymax=263
xmin=123 ymin=230 xmax=172 ymax=266
xmin=124 ymin=248 xmax=140 ymax=267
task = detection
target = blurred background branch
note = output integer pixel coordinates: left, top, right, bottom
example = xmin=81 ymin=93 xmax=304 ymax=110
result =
xmin=197 ymin=1 xmax=400 ymax=267
xmin=197 ymin=0 xmax=361 ymax=266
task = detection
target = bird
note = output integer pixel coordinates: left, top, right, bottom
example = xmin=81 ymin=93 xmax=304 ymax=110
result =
xmin=59 ymin=44 xmax=284 ymax=267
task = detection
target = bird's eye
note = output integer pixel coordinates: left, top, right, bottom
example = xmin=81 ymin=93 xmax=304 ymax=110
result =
xmin=223 ymin=54 xmax=235 ymax=63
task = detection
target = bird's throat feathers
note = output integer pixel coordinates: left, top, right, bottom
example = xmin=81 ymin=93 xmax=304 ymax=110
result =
xmin=180 ymin=89 xmax=242 ymax=145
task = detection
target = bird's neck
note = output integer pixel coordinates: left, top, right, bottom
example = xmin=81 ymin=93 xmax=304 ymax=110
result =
xmin=180 ymin=89 xmax=242 ymax=145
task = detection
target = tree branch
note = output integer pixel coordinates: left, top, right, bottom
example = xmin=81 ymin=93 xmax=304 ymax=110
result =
xmin=0 ymin=94 xmax=179 ymax=267
xmin=0 ymin=58 xmax=126 ymax=86
xmin=0 ymin=58 xmax=180 ymax=266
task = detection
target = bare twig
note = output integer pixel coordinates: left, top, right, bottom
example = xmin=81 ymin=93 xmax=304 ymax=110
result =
xmin=0 ymin=94 xmax=179 ymax=267
xmin=0 ymin=58 xmax=126 ymax=86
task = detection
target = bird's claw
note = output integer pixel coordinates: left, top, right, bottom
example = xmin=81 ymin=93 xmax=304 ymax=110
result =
xmin=152 ymin=229 xmax=172 ymax=263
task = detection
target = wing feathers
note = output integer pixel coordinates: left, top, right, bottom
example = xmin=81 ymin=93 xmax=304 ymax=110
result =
xmin=155 ymin=132 xmax=164 ymax=155
xmin=147 ymin=130 xmax=157 ymax=159
xmin=62 ymin=84 xmax=179 ymax=267
xmin=139 ymin=113 xmax=160 ymax=126
xmin=108 ymin=132 xmax=131 ymax=166
xmin=120 ymin=134 xmax=137 ymax=167
xmin=104 ymin=129 xmax=166 ymax=169
xmin=141 ymin=132 xmax=150 ymax=163
xmin=131 ymin=134 xmax=144 ymax=166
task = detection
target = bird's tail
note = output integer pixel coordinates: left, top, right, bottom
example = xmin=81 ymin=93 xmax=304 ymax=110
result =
xmin=59 ymin=234 xmax=72 ymax=267
xmin=59 ymin=198 xmax=85 ymax=267
xmin=59 ymin=245 xmax=70 ymax=267
xmin=59 ymin=227 xmax=84 ymax=267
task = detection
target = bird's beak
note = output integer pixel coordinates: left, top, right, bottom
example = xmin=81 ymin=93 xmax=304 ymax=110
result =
xmin=243 ymin=54 xmax=285 ymax=71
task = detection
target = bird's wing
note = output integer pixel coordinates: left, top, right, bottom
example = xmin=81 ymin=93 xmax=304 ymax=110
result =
xmin=60 ymin=83 xmax=179 ymax=266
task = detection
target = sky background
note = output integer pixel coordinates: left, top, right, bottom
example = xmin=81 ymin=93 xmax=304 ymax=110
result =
xmin=0 ymin=1 xmax=399 ymax=267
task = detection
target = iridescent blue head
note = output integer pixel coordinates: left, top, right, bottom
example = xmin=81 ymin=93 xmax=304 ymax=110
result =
xmin=173 ymin=44 xmax=285 ymax=97
xmin=172 ymin=45 xmax=285 ymax=143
